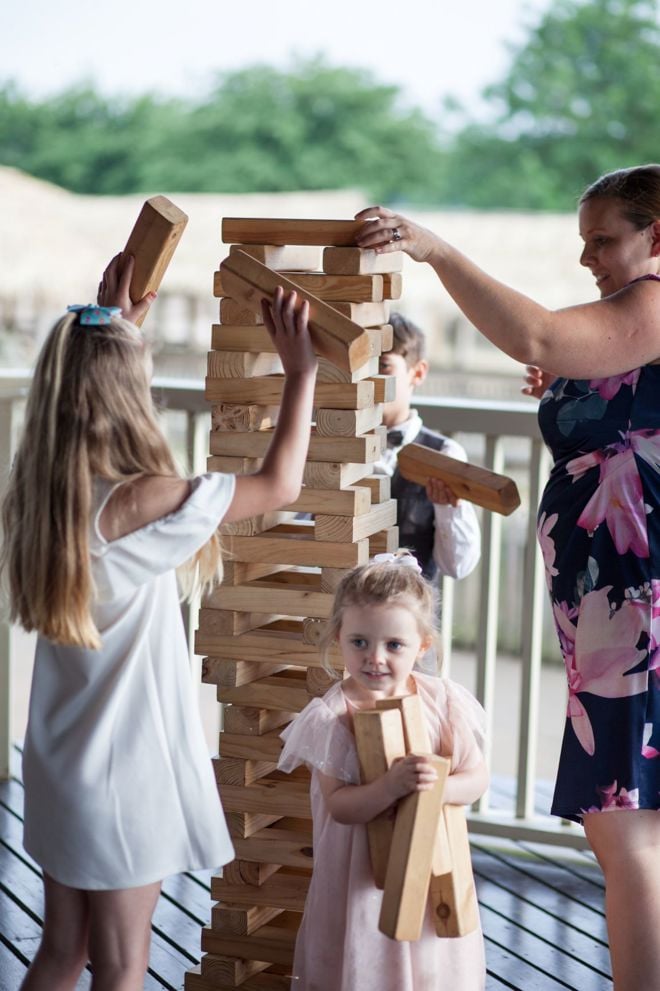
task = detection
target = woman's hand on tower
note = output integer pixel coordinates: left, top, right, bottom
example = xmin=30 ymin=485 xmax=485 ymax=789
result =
xmin=261 ymin=288 xmax=318 ymax=378
xmin=97 ymin=253 xmax=156 ymax=326
xmin=385 ymin=754 xmax=438 ymax=800
xmin=354 ymin=206 xmax=441 ymax=263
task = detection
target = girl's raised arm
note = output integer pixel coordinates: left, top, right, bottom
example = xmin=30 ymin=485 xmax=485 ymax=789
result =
xmin=222 ymin=288 xmax=318 ymax=523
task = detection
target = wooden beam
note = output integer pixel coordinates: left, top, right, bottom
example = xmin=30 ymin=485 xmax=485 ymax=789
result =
xmin=220 ymin=250 xmax=378 ymax=372
xmin=283 ymin=484 xmax=371 ymax=517
xmin=187 ymin=961 xmax=290 ymax=991
xmin=217 ymin=269 xmax=385 ymax=303
xmin=208 ymin=580 xmax=334 ymax=620
xmin=217 ymin=675 xmax=311 ymax=713
xmin=353 ymin=709 xmax=407 ymax=888
xmin=209 ymin=427 xmax=381 ymax=465
xmin=123 ymin=196 xmax=188 ymax=327
xmin=382 ymin=273 xmax=403 ymax=300
xmin=229 ymin=242 xmax=322 ymax=270
xmin=207 ymin=350 xmax=282 ymax=379
xmin=232 ymin=820 xmax=314 ymax=871
xmin=355 ymin=473 xmax=391 ymax=503
xmin=201 ymin=917 xmax=297 ymax=967
xmin=379 ymin=754 xmax=450 ymax=941
xmin=315 ymin=499 xmax=397 ymax=543
xmin=222 ymin=217 xmax=363 ymax=246
xmin=212 ymin=872 xmax=309 ymax=912
xmin=222 ymin=705 xmax=293 ymax=736
xmin=323 ymin=246 xmax=403 ymax=275
xmin=223 ymin=531 xmax=370 ymax=568
xmin=202 ymin=657 xmax=288 ymax=688
xmin=195 ymin=619 xmax=342 ymax=670
xmin=218 ymin=777 xmax=312 ymax=819
xmin=315 ymin=404 xmax=383 ymax=438
xmin=429 ymin=805 xmax=480 ymax=938
xmin=205 ymin=375 xmax=376 ymax=409
xmin=398 ymin=442 xmax=521 ymax=516
xmin=211 ymin=903 xmax=282 ymax=936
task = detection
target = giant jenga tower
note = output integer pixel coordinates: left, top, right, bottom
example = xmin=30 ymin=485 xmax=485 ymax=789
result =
xmin=185 ymin=219 xmax=403 ymax=990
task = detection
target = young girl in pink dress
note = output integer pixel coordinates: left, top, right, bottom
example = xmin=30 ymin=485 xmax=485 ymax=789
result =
xmin=278 ymin=552 xmax=489 ymax=991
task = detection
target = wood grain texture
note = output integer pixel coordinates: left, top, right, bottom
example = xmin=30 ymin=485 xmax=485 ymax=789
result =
xmin=323 ymin=246 xmax=403 ymax=274
xmin=205 ymin=375 xmax=376 ymax=409
xmin=222 ymin=217 xmax=362 ymax=246
xmin=123 ymin=196 xmax=188 ymax=327
xmin=398 ymin=442 xmax=521 ymax=515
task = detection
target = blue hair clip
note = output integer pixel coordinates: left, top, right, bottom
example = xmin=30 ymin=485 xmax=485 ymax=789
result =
xmin=67 ymin=304 xmax=122 ymax=326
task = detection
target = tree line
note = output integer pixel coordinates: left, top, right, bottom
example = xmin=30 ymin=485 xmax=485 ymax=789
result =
xmin=1 ymin=0 xmax=657 ymax=210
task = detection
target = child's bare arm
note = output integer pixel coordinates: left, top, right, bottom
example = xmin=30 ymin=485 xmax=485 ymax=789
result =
xmin=318 ymin=754 xmax=438 ymax=825
xmin=442 ymin=756 xmax=489 ymax=807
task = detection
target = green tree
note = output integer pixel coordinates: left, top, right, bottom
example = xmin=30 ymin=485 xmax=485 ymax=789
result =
xmin=443 ymin=0 xmax=660 ymax=209
xmin=0 ymin=60 xmax=447 ymax=202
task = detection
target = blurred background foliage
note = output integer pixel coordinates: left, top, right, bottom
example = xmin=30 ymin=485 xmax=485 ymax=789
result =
xmin=0 ymin=0 xmax=658 ymax=209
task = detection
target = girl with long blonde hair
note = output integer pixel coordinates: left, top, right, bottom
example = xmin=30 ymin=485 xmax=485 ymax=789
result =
xmin=1 ymin=253 xmax=318 ymax=991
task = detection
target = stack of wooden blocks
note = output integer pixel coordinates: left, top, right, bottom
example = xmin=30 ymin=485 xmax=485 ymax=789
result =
xmin=185 ymin=218 xmax=404 ymax=990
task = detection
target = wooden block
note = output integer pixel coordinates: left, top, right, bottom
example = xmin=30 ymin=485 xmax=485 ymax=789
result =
xmin=280 ymin=272 xmax=384 ymax=302
xmin=195 ymin=619 xmax=342 ymax=671
xmin=221 ymin=859 xmax=282 ymax=886
xmin=223 ymin=705 xmax=293 ymax=736
xmin=320 ymin=567 xmax=349 ymax=592
xmin=284 ymin=484 xmax=371 ymax=517
xmin=198 ymin=609 xmax=280 ymax=637
xmin=190 ymin=959 xmax=291 ymax=991
xmin=382 ymin=273 xmax=403 ymax=300
xmin=379 ymin=754 xmax=450 ymax=941
xmin=301 ymin=617 xmax=324 ymax=646
xmin=212 ymin=872 xmax=309 ymax=912
xmin=211 ymin=901 xmax=282 ymax=936
xmin=207 ymin=350 xmax=281 ymax=379
xmin=323 ymin=246 xmax=403 ymax=275
xmin=220 ymin=296 xmax=263 ymax=325
xmin=316 ymin=354 xmax=380 ymax=385
xmin=398 ymin=443 xmax=521 ymax=515
xmin=211 ymin=323 xmax=278 ymax=353
xmin=370 ymin=374 xmax=397 ymax=403
xmin=302 ymin=461 xmax=370 ymax=490
xmin=195 ymin=954 xmax=270 ymax=987
xmin=229 ymin=242 xmax=322 ymax=270
xmin=218 ymin=511 xmax=293 ymax=538
xmin=220 ymin=562 xmax=289 ymax=586
xmin=217 ymin=675 xmax=311 ymax=713
xmin=207 ymin=454 xmax=262 ymax=474
xmin=377 ymin=323 xmax=394 ymax=351
xmin=207 ymin=577 xmax=334 ymax=620
xmin=355 ymin=473 xmax=391 ymax=503
xmin=219 ymin=250 xmax=374 ymax=372
xmin=227 ymin=810 xmax=282 ymax=839
xmin=209 ymin=427 xmax=381 ymax=465
xmin=218 ymin=778 xmax=312 ymax=820
xmin=327 ymin=301 xmax=389 ymax=327
xmin=353 ymin=709 xmax=407 ymax=888
xmin=212 ymin=403 xmax=275 ymax=432
xmin=315 ymin=499 xmax=397 ymax=543
xmin=222 ymin=218 xmax=363 ymax=246
xmin=219 ymin=729 xmax=284 ymax=763
xmin=315 ymin=404 xmax=383 ymax=438
xmin=202 ymin=657 xmax=288 ymax=688
xmin=306 ymin=666 xmax=337 ymax=698
xmin=123 ymin=196 xmax=188 ymax=327
xmin=215 ymin=756 xmax=279 ymax=786
xmin=205 ymin=375 xmax=376 ymax=410
xmin=201 ymin=916 xmax=297 ymax=967
xmin=429 ymin=805 xmax=480 ymax=938
xmin=232 ymin=820 xmax=314 ymax=871
xmin=369 ymin=526 xmax=399 ymax=555
xmin=224 ymin=530 xmax=369 ymax=568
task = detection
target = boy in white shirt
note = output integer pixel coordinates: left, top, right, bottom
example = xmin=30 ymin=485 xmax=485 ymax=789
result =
xmin=375 ymin=313 xmax=481 ymax=580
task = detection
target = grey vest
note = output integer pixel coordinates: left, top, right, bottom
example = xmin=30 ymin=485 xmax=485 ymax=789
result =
xmin=391 ymin=426 xmax=448 ymax=580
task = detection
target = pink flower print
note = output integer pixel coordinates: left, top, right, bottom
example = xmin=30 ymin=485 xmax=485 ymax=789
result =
xmin=556 ymin=587 xmax=647 ymax=756
xmin=537 ymin=512 xmax=559 ymax=580
xmin=596 ymin=780 xmax=640 ymax=810
xmin=588 ymin=369 xmax=640 ymax=400
xmin=574 ymin=446 xmax=648 ymax=557
xmin=566 ymin=450 xmax=604 ymax=481
xmin=642 ymin=722 xmax=660 ymax=759
xmin=630 ymin=429 xmax=660 ymax=474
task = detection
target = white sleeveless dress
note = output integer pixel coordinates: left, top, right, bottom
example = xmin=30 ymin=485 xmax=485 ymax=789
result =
xmin=22 ymin=472 xmax=235 ymax=889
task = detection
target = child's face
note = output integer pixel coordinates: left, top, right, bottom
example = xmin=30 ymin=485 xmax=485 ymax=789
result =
xmin=378 ymin=351 xmax=427 ymax=427
xmin=338 ymin=600 xmax=429 ymax=700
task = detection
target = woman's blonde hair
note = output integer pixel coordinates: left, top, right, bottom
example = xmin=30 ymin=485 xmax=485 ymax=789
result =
xmin=319 ymin=551 xmax=441 ymax=675
xmin=0 ymin=311 xmax=222 ymax=649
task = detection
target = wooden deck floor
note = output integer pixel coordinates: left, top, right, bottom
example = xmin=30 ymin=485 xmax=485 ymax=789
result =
xmin=0 ymin=747 xmax=611 ymax=991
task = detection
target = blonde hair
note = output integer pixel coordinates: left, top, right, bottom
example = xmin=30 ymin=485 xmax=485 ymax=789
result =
xmin=320 ymin=551 xmax=440 ymax=674
xmin=0 ymin=311 xmax=222 ymax=649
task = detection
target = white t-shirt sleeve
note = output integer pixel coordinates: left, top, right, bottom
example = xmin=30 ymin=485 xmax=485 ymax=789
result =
xmin=92 ymin=472 xmax=235 ymax=596
xmin=431 ymin=438 xmax=481 ymax=580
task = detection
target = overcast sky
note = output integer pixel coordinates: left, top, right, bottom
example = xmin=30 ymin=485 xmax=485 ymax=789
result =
xmin=1 ymin=0 xmax=551 ymax=119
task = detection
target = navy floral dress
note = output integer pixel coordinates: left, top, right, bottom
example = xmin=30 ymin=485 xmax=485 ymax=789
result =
xmin=537 ymin=277 xmax=660 ymax=822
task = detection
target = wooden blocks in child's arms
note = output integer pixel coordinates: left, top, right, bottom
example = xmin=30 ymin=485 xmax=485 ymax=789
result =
xmin=398 ymin=442 xmax=521 ymax=516
xmin=219 ymin=249 xmax=377 ymax=374
xmin=123 ymin=196 xmax=188 ymax=326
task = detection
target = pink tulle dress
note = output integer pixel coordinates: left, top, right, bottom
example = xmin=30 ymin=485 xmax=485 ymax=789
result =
xmin=277 ymin=671 xmax=486 ymax=991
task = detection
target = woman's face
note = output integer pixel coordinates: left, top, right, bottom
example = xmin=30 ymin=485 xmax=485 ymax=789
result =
xmin=578 ymin=197 xmax=659 ymax=298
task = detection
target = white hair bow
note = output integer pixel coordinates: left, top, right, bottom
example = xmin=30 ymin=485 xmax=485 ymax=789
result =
xmin=372 ymin=552 xmax=423 ymax=574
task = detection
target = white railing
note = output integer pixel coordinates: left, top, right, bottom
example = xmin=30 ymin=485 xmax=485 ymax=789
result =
xmin=0 ymin=374 xmax=586 ymax=848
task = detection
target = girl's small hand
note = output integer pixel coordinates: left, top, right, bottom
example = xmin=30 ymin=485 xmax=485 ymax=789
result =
xmin=426 ymin=477 xmax=459 ymax=508
xmin=354 ymin=206 xmax=440 ymax=263
xmin=261 ymin=287 xmax=318 ymax=377
xmin=98 ymin=253 xmax=156 ymax=325
xmin=521 ymin=364 xmax=554 ymax=400
xmin=385 ymin=755 xmax=438 ymax=801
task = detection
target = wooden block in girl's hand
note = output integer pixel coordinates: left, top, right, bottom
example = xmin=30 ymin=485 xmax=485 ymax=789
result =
xmin=219 ymin=249 xmax=376 ymax=373
xmin=429 ymin=805 xmax=480 ymax=938
xmin=397 ymin=443 xmax=521 ymax=516
xmin=379 ymin=753 xmax=450 ymax=941
xmin=222 ymin=217 xmax=363 ymax=246
xmin=123 ymin=196 xmax=188 ymax=326
xmin=353 ymin=709 xmax=407 ymax=888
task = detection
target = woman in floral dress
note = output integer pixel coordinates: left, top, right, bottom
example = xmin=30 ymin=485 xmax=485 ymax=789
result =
xmin=355 ymin=164 xmax=660 ymax=991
